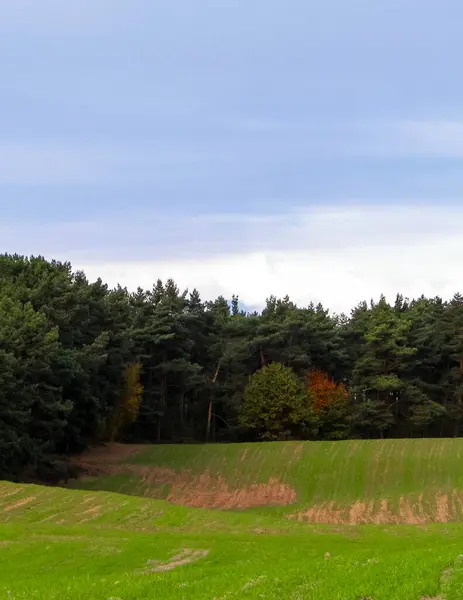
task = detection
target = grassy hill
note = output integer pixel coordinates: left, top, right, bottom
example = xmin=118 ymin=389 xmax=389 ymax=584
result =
xmin=4 ymin=438 xmax=463 ymax=599
xmin=70 ymin=438 xmax=463 ymax=524
xmin=3 ymin=479 xmax=463 ymax=599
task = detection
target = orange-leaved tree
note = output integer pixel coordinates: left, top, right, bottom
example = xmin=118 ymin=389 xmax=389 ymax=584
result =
xmin=306 ymin=369 xmax=348 ymax=411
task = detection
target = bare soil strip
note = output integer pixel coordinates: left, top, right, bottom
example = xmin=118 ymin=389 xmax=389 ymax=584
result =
xmin=72 ymin=445 xmax=296 ymax=509
xmin=142 ymin=548 xmax=209 ymax=573
xmin=3 ymin=496 xmax=35 ymax=512
xmin=287 ymin=492 xmax=463 ymax=524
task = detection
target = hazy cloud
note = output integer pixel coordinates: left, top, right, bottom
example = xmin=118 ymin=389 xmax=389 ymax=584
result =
xmin=3 ymin=0 xmax=463 ymax=311
xmin=4 ymin=204 xmax=462 ymax=313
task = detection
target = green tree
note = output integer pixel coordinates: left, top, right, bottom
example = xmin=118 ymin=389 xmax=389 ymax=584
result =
xmin=439 ymin=294 xmax=463 ymax=436
xmin=240 ymin=362 xmax=313 ymax=439
xmin=350 ymin=296 xmax=417 ymax=437
xmin=0 ymin=296 xmax=71 ymax=477
xmin=131 ymin=279 xmax=204 ymax=442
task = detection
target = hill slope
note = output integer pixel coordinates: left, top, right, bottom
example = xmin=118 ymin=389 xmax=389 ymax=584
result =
xmin=69 ymin=438 xmax=463 ymax=524
xmin=3 ymin=481 xmax=463 ymax=599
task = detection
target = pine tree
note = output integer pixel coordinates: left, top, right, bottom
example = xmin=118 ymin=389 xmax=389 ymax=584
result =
xmin=351 ymin=296 xmax=417 ymax=437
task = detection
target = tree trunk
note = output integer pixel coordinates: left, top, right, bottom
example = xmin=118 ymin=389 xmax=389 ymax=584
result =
xmin=206 ymin=361 xmax=221 ymax=442
xmin=180 ymin=394 xmax=184 ymax=426
xmin=157 ymin=374 xmax=166 ymax=443
xmin=206 ymin=398 xmax=213 ymax=443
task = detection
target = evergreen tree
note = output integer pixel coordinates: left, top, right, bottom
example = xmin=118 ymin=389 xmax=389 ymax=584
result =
xmin=1 ymin=252 xmax=463 ymax=480
xmin=350 ymin=296 xmax=417 ymax=437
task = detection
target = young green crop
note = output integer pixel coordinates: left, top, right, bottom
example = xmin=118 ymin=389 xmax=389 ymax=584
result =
xmin=2 ymin=480 xmax=463 ymax=599
xmin=4 ymin=438 xmax=463 ymax=599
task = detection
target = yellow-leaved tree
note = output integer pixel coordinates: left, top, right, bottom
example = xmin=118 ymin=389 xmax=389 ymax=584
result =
xmin=107 ymin=362 xmax=143 ymax=441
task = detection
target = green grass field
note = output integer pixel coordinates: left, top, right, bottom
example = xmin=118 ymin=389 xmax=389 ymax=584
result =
xmin=2 ymin=439 xmax=463 ymax=599
xmin=72 ymin=439 xmax=463 ymax=523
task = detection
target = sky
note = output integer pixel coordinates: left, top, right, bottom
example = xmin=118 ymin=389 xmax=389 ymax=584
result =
xmin=2 ymin=0 xmax=463 ymax=314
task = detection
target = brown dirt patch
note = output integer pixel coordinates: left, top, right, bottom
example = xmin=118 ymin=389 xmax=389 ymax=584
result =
xmin=398 ymin=496 xmax=427 ymax=525
xmin=142 ymin=548 xmax=209 ymax=573
xmin=135 ymin=467 xmax=296 ymax=509
xmin=435 ymin=494 xmax=449 ymax=523
xmin=166 ymin=472 xmax=296 ymax=509
xmin=3 ymin=496 xmax=35 ymax=512
xmin=72 ymin=443 xmax=145 ymax=475
xmin=287 ymin=492 xmax=463 ymax=524
xmin=82 ymin=505 xmax=101 ymax=516
xmin=73 ymin=447 xmax=296 ymax=509
xmin=79 ymin=505 xmax=102 ymax=522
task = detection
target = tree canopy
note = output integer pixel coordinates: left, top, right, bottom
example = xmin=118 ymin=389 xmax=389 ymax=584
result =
xmin=1 ymin=253 xmax=462 ymax=480
xmin=240 ymin=362 xmax=313 ymax=439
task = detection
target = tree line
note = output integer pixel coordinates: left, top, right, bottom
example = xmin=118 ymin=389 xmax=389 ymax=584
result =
xmin=0 ymin=253 xmax=462 ymax=480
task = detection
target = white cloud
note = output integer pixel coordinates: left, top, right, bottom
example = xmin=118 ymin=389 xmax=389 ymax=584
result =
xmin=53 ymin=204 xmax=463 ymax=314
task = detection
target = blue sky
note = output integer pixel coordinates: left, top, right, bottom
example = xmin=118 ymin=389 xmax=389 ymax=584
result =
xmin=2 ymin=1 xmax=463 ymax=312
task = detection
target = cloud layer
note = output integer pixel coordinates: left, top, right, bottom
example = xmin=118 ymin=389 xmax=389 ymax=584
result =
xmin=4 ymin=205 xmax=461 ymax=314
xmin=2 ymin=1 xmax=463 ymax=313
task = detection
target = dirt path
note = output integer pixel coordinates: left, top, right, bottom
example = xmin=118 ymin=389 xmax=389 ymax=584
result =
xmin=73 ymin=443 xmax=145 ymax=469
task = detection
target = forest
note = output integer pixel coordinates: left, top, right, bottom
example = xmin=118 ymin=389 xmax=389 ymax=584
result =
xmin=0 ymin=253 xmax=462 ymax=480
